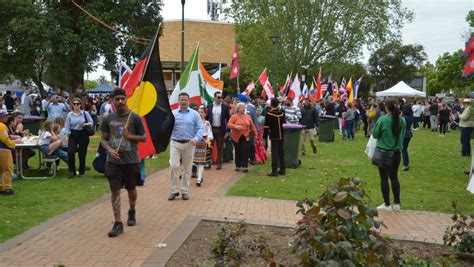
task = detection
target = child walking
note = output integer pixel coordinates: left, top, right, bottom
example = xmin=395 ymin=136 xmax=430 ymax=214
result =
xmin=193 ymin=106 xmax=213 ymax=187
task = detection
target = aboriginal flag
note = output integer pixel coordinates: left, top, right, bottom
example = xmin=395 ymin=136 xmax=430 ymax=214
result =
xmin=123 ymin=27 xmax=174 ymax=159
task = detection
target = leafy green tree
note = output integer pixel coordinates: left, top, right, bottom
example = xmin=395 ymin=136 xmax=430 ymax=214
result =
xmin=0 ymin=1 xmax=163 ymax=95
xmin=466 ymin=10 xmax=474 ymax=28
xmin=224 ymin=0 xmax=413 ymax=87
xmin=426 ymin=50 xmax=474 ymax=96
xmin=84 ymin=80 xmax=98 ymax=90
xmin=0 ymin=1 xmax=50 ymax=96
xmin=368 ymin=42 xmax=427 ymax=90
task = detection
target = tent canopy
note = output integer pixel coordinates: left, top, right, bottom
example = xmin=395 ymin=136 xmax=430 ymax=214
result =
xmin=88 ymin=83 xmax=113 ymax=94
xmin=375 ymin=81 xmax=426 ymax=97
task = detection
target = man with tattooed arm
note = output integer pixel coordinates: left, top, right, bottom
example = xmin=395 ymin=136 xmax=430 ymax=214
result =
xmin=100 ymin=89 xmax=146 ymax=237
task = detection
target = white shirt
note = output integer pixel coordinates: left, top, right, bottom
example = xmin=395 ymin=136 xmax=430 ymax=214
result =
xmin=203 ymin=120 xmax=214 ymax=140
xmin=212 ymin=104 xmax=222 ymax=127
xmin=412 ymin=104 xmax=422 ymax=117
xmin=38 ymin=131 xmax=52 ymax=146
xmin=20 ymin=94 xmax=32 ymax=115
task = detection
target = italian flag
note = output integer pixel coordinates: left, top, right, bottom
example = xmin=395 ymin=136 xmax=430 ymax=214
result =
xmin=169 ymin=47 xmax=223 ymax=110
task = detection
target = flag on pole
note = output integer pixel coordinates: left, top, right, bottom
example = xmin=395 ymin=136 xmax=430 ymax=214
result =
xmin=118 ymin=61 xmax=132 ymax=88
xmin=299 ymin=83 xmax=309 ymax=103
xmin=122 ymin=28 xmax=174 ymax=158
xmin=323 ymin=75 xmax=333 ymax=99
xmin=333 ymin=81 xmax=339 ymax=100
xmin=243 ymin=81 xmax=256 ymax=96
xmin=289 ymin=73 xmax=302 ymax=105
xmin=229 ymin=44 xmax=239 ymax=80
xmin=309 ymin=81 xmax=316 ymax=100
xmin=462 ymin=34 xmax=474 ymax=77
xmin=339 ymin=77 xmax=347 ymax=100
xmin=279 ymin=74 xmax=291 ymax=96
xmin=258 ymin=68 xmax=274 ymax=99
xmin=352 ymin=76 xmax=363 ymax=100
xmin=169 ymin=46 xmax=223 ymax=109
xmin=211 ymin=63 xmax=221 ymax=80
xmin=316 ymin=68 xmax=322 ymax=101
xmin=347 ymin=77 xmax=354 ymax=102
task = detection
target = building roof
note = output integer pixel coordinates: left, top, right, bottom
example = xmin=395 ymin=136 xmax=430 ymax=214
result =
xmin=160 ymin=20 xmax=235 ymax=71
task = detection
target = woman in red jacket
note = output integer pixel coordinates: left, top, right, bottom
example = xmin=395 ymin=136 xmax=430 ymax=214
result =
xmin=227 ymin=102 xmax=257 ymax=172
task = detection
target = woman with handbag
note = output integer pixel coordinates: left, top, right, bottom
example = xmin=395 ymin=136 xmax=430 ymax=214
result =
xmin=65 ymin=97 xmax=93 ymax=178
xmin=372 ymin=99 xmax=406 ymax=211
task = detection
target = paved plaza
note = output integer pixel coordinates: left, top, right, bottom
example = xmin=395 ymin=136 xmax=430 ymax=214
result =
xmin=0 ymin=165 xmax=452 ymax=266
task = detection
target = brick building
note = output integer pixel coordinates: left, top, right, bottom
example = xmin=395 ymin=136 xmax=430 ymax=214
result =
xmin=161 ymin=19 xmax=235 ymax=91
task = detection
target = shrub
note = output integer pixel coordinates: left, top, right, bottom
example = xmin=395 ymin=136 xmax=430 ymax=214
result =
xmin=443 ymin=201 xmax=474 ymax=254
xmin=293 ymin=177 xmax=399 ymax=266
xmin=210 ymin=221 xmax=248 ymax=266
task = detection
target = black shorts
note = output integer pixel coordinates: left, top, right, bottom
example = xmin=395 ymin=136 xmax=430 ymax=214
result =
xmin=105 ymin=162 xmax=140 ymax=192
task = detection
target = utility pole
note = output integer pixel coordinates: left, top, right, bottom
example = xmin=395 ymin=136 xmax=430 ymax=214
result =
xmin=181 ymin=0 xmax=185 ymax=74
xmin=269 ymin=35 xmax=279 ymax=87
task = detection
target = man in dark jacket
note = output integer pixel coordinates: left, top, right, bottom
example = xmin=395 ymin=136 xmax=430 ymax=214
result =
xmin=264 ymin=98 xmax=286 ymax=177
xmin=300 ymin=98 xmax=318 ymax=155
xmin=206 ymin=91 xmax=230 ymax=170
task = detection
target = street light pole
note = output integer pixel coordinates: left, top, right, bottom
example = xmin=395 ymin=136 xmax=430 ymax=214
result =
xmin=181 ymin=0 xmax=185 ymax=74
xmin=269 ymin=35 xmax=279 ymax=88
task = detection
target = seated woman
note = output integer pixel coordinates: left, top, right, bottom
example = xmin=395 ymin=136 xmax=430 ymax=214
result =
xmin=7 ymin=115 xmax=35 ymax=169
xmin=38 ymin=120 xmax=68 ymax=164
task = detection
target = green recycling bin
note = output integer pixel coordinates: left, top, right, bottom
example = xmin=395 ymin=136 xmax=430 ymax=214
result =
xmin=23 ymin=116 xmax=46 ymax=136
xmin=319 ymin=115 xmax=337 ymax=142
xmin=283 ymin=124 xmax=303 ymax=169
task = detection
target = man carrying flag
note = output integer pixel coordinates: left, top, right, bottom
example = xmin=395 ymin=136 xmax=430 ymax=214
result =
xmin=101 ymin=88 xmax=146 ymax=237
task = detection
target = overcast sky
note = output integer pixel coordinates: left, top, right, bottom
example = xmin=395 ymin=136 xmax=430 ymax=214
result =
xmin=88 ymin=0 xmax=473 ymax=80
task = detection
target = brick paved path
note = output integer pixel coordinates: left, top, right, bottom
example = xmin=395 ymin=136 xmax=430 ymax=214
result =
xmin=0 ymin=165 xmax=452 ymax=266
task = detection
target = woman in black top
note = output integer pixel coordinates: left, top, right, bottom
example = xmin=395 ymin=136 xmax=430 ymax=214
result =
xmin=401 ymin=104 xmax=414 ymax=171
xmin=438 ymin=103 xmax=450 ymax=137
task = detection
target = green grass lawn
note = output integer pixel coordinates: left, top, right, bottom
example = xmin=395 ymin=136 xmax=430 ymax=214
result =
xmin=228 ymin=127 xmax=474 ymax=215
xmin=0 ymin=134 xmax=170 ymax=243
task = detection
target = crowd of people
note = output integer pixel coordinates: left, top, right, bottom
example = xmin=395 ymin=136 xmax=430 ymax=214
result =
xmin=1 ymin=87 xmax=474 ymax=235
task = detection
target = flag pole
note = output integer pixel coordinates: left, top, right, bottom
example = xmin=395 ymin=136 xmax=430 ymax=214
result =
xmin=115 ymin=22 xmax=162 ymax=153
xmin=237 ymin=74 xmax=240 ymax=93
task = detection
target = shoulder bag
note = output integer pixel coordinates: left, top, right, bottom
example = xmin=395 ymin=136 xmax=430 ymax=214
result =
xmin=83 ymin=111 xmax=95 ymax=136
xmin=372 ymin=135 xmax=399 ymax=168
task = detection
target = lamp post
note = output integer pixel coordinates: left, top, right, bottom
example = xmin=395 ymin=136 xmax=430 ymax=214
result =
xmin=302 ymin=64 xmax=309 ymax=90
xmin=181 ymin=0 xmax=185 ymax=73
xmin=269 ymin=35 xmax=279 ymax=88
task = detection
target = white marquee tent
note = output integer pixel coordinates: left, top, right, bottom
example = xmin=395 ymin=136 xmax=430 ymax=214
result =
xmin=375 ymin=81 xmax=426 ymax=97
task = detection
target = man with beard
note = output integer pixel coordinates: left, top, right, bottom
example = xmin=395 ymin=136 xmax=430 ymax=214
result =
xmin=100 ymin=89 xmax=146 ymax=237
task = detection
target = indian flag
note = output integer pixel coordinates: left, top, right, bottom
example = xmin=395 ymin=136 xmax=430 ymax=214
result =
xmin=169 ymin=47 xmax=223 ymax=110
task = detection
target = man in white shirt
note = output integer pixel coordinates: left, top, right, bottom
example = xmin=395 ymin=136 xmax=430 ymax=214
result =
xmin=20 ymin=91 xmax=33 ymax=115
xmin=412 ymin=101 xmax=422 ymax=130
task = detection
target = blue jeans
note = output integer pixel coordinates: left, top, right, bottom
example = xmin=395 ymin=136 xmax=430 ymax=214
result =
xmin=460 ymin=127 xmax=472 ymax=156
xmin=345 ymin=120 xmax=354 ymax=140
xmin=402 ymin=138 xmax=411 ymax=167
xmin=39 ymin=145 xmax=69 ymax=163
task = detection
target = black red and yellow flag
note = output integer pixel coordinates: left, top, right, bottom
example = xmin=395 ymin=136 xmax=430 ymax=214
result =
xmin=124 ymin=27 xmax=174 ymax=159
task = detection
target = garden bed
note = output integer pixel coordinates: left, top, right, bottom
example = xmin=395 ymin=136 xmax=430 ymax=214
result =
xmin=166 ymin=220 xmax=474 ymax=266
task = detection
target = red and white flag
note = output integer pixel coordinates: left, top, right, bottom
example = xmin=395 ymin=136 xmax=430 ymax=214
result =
xmin=118 ymin=61 xmax=132 ymax=88
xmin=229 ymin=44 xmax=240 ymax=80
xmin=289 ymin=73 xmax=301 ymax=105
xmin=243 ymin=80 xmax=256 ymax=96
xmin=258 ymin=68 xmax=274 ymax=99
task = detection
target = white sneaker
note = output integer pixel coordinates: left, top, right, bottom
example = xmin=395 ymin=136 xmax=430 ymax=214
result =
xmin=376 ymin=203 xmax=392 ymax=211
xmin=438 ymin=134 xmax=443 ymax=137
xmin=392 ymin=204 xmax=401 ymax=211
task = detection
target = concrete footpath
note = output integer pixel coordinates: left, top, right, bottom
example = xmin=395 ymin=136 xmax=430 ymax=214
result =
xmin=0 ymin=165 xmax=452 ymax=266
